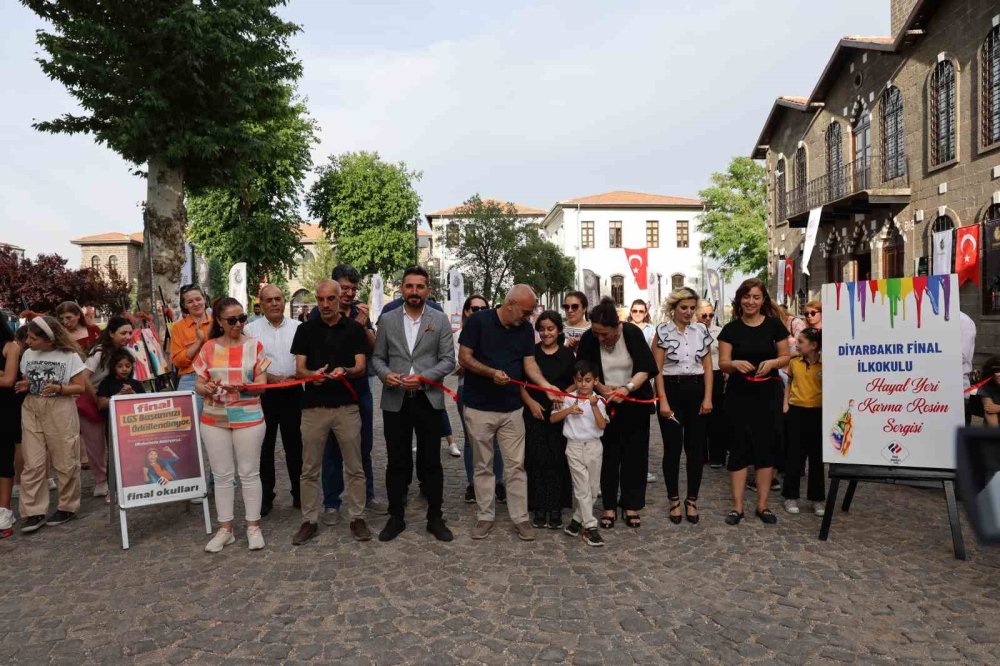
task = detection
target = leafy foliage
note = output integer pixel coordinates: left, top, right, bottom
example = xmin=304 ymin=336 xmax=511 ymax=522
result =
xmin=451 ymin=195 xmax=536 ymax=303
xmin=697 ymin=156 xmax=768 ymax=279
xmin=306 ymin=152 xmax=422 ymax=277
xmin=511 ymin=234 xmax=576 ymax=299
xmin=0 ymin=248 xmax=131 ymax=314
xmin=187 ymin=92 xmax=317 ymax=292
xmin=298 ymin=237 xmax=339 ymax=301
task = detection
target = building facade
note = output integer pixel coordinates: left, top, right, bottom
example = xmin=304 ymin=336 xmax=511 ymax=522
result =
xmin=753 ymin=0 xmax=1000 ymax=360
xmin=540 ymin=191 xmax=704 ymax=316
xmin=71 ymin=232 xmax=146 ymax=287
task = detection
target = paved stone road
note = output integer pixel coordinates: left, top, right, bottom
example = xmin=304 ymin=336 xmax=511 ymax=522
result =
xmin=2 ymin=386 xmax=1000 ymax=664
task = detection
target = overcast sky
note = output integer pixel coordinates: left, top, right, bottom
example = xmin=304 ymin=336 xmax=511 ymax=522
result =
xmin=1 ymin=0 xmax=889 ymax=260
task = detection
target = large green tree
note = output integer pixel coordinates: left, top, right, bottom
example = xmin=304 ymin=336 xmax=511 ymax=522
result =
xmin=186 ymin=92 xmax=317 ymax=292
xmin=697 ymin=156 xmax=768 ymax=279
xmin=452 ymin=195 xmax=536 ymax=303
xmin=306 ymin=151 xmax=421 ymax=277
xmin=511 ymin=233 xmax=576 ymax=301
xmin=22 ymin=0 xmax=302 ymax=310
xmin=298 ymin=237 xmax=339 ymax=301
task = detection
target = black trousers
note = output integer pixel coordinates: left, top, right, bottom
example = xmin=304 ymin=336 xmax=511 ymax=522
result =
xmin=705 ymin=370 xmax=728 ymax=465
xmin=260 ymin=386 xmax=303 ymax=504
xmin=384 ymin=392 xmax=443 ymax=521
xmin=782 ymin=406 xmax=825 ymax=502
xmin=601 ymin=402 xmax=650 ymax=511
xmin=657 ymin=376 xmax=706 ymax=499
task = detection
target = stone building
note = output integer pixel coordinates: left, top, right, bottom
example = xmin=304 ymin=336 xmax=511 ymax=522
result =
xmin=71 ymin=231 xmax=145 ymax=286
xmin=752 ymin=0 xmax=1000 ymax=360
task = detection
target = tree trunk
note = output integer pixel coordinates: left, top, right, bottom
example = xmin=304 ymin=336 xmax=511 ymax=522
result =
xmin=140 ymin=157 xmax=186 ymax=315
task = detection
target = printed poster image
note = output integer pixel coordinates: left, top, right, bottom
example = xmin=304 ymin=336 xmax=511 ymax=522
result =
xmin=110 ymin=392 xmax=207 ymax=508
xmin=822 ymin=274 xmax=963 ymax=469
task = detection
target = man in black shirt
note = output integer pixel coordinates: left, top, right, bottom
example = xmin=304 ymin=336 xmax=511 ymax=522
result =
xmin=459 ymin=284 xmax=557 ymax=541
xmin=290 ymin=279 xmax=371 ymax=544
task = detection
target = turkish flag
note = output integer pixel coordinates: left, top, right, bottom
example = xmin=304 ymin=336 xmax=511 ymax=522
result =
xmin=624 ymin=248 xmax=648 ymax=289
xmin=783 ymin=258 xmax=795 ymax=297
xmin=955 ymin=224 xmax=980 ymax=286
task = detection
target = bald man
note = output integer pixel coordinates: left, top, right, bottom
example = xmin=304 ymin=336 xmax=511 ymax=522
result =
xmin=289 ymin=279 xmax=372 ymax=544
xmin=458 ymin=284 xmax=558 ymax=541
xmin=245 ymin=285 xmax=302 ymax=517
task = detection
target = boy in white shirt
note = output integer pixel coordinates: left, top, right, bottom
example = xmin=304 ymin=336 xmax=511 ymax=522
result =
xmin=551 ymin=360 xmax=608 ymax=546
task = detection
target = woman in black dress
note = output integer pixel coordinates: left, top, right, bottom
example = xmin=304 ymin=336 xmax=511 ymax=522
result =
xmin=0 ymin=311 xmax=24 ymax=538
xmin=718 ymin=278 xmax=790 ymax=525
xmin=521 ymin=311 xmax=576 ymax=529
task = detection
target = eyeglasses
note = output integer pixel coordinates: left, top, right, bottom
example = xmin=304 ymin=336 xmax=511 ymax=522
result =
xmin=469 ymin=305 xmax=486 ymax=313
xmin=805 ymin=310 xmax=821 ymax=317
xmin=223 ymin=315 xmax=248 ymax=326
xmin=698 ymin=313 xmax=713 ymax=320
xmin=562 ymin=303 xmax=581 ymax=311
xmin=630 ymin=309 xmax=646 ymax=315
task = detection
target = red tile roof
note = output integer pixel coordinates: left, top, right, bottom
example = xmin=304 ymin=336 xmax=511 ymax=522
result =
xmin=559 ymin=191 xmax=702 ymax=207
xmin=73 ymin=223 xmax=324 ymax=245
xmin=426 ymin=200 xmax=546 ymax=218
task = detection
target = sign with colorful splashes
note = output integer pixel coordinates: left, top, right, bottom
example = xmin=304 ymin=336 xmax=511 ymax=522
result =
xmin=822 ymin=274 xmax=962 ymax=469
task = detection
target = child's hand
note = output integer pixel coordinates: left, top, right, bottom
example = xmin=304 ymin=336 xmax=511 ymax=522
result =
xmin=588 ymin=393 xmax=599 ymax=405
xmin=118 ymin=384 xmax=134 ymax=395
xmin=569 ymin=403 xmax=584 ymax=415
xmin=14 ymin=379 xmax=28 ymax=394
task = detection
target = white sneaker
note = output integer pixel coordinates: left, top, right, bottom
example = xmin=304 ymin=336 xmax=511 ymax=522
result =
xmin=93 ymin=482 xmax=108 ymax=497
xmin=813 ymin=502 xmax=826 ymax=517
xmin=204 ymin=528 xmax=235 ymax=553
xmin=48 ymin=478 xmax=57 ymax=490
xmin=448 ymin=442 xmax=461 ymax=457
xmin=0 ymin=508 xmax=14 ymax=530
xmin=783 ymin=499 xmax=800 ymax=514
xmin=247 ymin=526 xmax=265 ymax=551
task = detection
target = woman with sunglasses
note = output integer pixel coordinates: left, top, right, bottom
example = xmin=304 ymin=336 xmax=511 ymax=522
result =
xmin=628 ymin=299 xmax=654 ymax=346
xmin=561 ymin=291 xmax=590 ymax=351
xmin=803 ymin=300 xmax=822 ymax=330
xmin=194 ymin=298 xmax=270 ymax=552
xmin=456 ymin=295 xmax=505 ymax=504
xmin=577 ymin=297 xmax=657 ymax=529
xmin=170 ymin=285 xmax=212 ymax=408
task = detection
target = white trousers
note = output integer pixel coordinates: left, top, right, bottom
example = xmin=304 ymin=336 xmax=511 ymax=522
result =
xmin=200 ymin=422 xmax=265 ymax=524
xmin=566 ymin=438 xmax=603 ymax=529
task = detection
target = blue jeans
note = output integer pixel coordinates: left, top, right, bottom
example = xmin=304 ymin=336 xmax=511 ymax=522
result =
xmin=176 ymin=373 xmax=203 ymax=414
xmin=322 ymin=383 xmax=375 ymax=509
xmin=458 ymin=385 xmax=503 ymax=484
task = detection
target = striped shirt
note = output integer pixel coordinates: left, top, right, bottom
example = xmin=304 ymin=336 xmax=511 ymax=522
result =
xmin=192 ymin=338 xmax=270 ymax=429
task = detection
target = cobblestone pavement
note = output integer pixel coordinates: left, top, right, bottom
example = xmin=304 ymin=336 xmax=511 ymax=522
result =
xmin=2 ymin=384 xmax=1000 ymax=664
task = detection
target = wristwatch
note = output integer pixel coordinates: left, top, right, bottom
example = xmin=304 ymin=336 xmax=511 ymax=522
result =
xmin=625 ymin=382 xmax=636 ymax=393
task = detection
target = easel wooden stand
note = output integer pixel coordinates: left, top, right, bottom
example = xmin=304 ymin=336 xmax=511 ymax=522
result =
xmin=818 ymin=463 xmax=966 ymax=560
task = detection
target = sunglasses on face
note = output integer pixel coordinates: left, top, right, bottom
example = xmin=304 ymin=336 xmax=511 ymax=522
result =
xmin=698 ymin=313 xmax=713 ymax=319
xmin=631 ymin=309 xmax=646 ymax=314
xmin=562 ymin=303 xmax=581 ymax=311
xmin=806 ymin=310 xmax=821 ymax=317
xmin=469 ymin=305 xmax=486 ymax=313
xmin=223 ymin=315 xmax=248 ymax=326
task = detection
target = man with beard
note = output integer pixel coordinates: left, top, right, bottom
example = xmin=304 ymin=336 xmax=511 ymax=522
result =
xmin=370 ymin=266 xmax=456 ymax=542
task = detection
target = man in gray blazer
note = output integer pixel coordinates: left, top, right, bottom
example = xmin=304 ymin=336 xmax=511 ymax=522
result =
xmin=371 ymin=266 xmax=457 ymax=542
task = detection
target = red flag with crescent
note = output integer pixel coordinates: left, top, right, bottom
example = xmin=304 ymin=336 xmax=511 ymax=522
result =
xmin=624 ymin=248 xmax=648 ymax=289
xmin=783 ymin=258 xmax=795 ymax=297
xmin=955 ymin=224 xmax=980 ymax=286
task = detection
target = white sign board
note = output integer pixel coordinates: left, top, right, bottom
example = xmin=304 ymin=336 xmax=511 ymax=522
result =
xmin=822 ymin=274 xmax=963 ymax=469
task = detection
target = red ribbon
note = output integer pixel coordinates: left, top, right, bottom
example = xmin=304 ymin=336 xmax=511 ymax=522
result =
xmin=741 ymin=374 xmax=784 ymax=383
xmin=412 ymin=375 xmax=657 ymax=407
xmin=223 ymin=374 xmax=358 ymax=401
xmin=965 ymin=376 xmax=992 ymax=395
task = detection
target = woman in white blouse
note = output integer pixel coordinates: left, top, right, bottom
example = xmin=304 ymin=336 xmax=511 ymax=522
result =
xmin=651 ymin=288 xmax=713 ymax=524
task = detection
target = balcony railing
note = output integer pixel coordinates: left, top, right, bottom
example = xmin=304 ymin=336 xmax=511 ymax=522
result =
xmin=781 ymin=149 xmax=909 ymax=221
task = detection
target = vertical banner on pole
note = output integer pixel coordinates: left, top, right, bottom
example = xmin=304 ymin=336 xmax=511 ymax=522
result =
xmin=369 ymin=274 xmax=385 ymax=324
xmin=821 ymin=274 xmax=963 ymax=469
xmin=801 ymin=206 xmax=822 ymax=276
xmin=179 ymin=241 xmax=193 ymax=287
xmin=776 ymin=259 xmax=787 ymax=305
xmin=228 ymin=262 xmax=248 ymax=310
xmin=447 ymin=266 xmax=465 ymax=333
xmin=932 ymin=229 xmax=953 ymax=275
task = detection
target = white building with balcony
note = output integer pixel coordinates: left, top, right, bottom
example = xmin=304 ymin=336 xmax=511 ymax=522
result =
xmin=539 ymin=191 xmax=704 ymax=314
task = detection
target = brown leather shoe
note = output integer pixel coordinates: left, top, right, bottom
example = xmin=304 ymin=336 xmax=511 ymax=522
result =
xmin=350 ymin=519 xmax=372 ymax=541
xmin=514 ymin=521 xmax=536 ymax=541
xmin=292 ymin=521 xmax=317 ymax=545
xmin=470 ymin=520 xmax=494 ymax=540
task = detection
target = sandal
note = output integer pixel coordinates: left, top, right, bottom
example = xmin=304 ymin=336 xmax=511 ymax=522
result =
xmin=725 ymin=510 xmax=744 ymax=526
xmin=668 ymin=497 xmax=682 ymax=525
xmin=599 ymin=511 xmax=616 ymax=529
xmin=684 ymin=498 xmax=699 ymax=525
xmin=755 ymin=508 xmax=778 ymax=525
xmin=623 ymin=511 xmax=641 ymax=528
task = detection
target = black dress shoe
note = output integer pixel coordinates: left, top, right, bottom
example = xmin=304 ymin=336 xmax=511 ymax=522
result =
xmin=378 ymin=517 xmax=406 ymax=542
xmin=260 ymin=502 xmax=273 ymax=517
xmin=426 ymin=519 xmax=454 ymax=542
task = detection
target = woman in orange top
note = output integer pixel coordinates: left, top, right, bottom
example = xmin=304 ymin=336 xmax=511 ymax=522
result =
xmin=170 ymin=285 xmax=212 ymax=405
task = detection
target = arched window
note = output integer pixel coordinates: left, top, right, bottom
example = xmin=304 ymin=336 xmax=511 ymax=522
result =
xmin=882 ymin=225 xmax=905 ymax=279
xmin=670 ymin=273 xmax=685 ymax=290
xmin=930 ymin=215 xmax=955 ymax=274
xmin=826 ymin=122 xmax=844 ymax=199
xmin=825 ymin=235 xmax=844 ymax=284
xmin=108 ymin=255 xmax=119 ymax=273
xmin=881 ymin=86 xmax=905 ymax=180
xmin=775 ymin=157 xmax=787 ymax=220
xmin=929 ymin=59 xmax=956 ymax=165
xmin=985 ymin=203 xmax=1000 ymax=315
xmin=983 ymin=26 xmax=1000 ymax=147
xmin=610 ymin=275 xmax=625 ymax=307
xmin=91 ymin=255 xmax=100 ymax=270
xmin=794 ymin=146 xmax=807 ymax=191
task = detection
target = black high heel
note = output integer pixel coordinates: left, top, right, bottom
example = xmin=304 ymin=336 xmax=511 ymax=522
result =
xmin=684 ymin=498 xmax=700 ymax=524
xmin=623 ymin=510 xmax=641 ymax=528
xmin=668 ymin=497 xmax=682 ymax=525
xmin=599 ymin=510 xmax=616 ymax=529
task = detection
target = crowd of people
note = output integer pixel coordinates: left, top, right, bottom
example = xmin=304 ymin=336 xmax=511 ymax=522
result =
xmin=1 ymin=267 xmax=996 ymax=548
